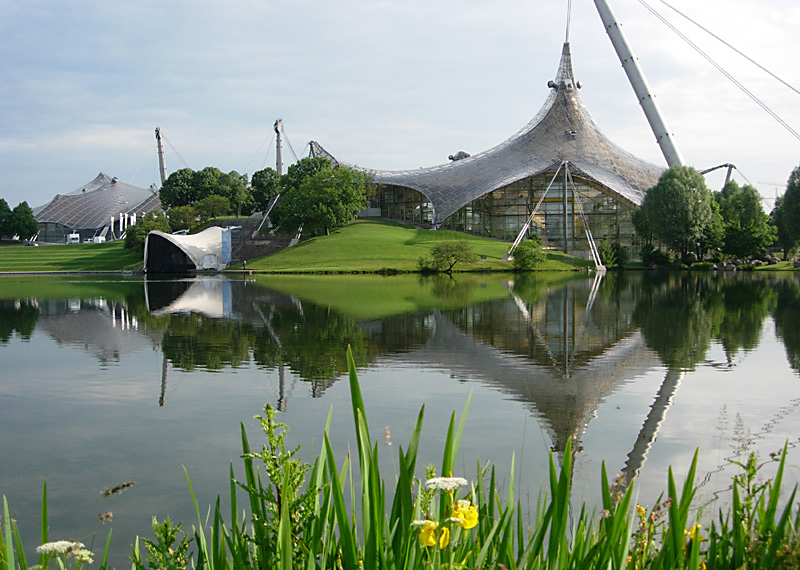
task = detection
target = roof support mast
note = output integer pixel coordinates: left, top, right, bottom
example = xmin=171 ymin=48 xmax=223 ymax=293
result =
xmin=274 ymin=119 xmax=284 ymax=176
xmin=593 ymin=0 xmax=685 ymax=168
xmin=155 ymin=127 xmax=168 ymax=184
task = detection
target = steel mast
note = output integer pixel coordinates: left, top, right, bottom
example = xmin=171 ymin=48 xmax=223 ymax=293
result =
xmin=593 ymin=0 xmax=685 ymax=167
xmin=274 ymin=119 xmax=284 ymax=176
xmin=155 ymin=127 xmax=168 ymax=184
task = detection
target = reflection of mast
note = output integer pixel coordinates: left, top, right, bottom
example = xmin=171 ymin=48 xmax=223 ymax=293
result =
xmin=159 ymin=353 xmax=168 ymax=407
xmin=620 ymin=368 xmax=684 ymax=487
xmin=253 ymin=302 xmax=288 ymax=411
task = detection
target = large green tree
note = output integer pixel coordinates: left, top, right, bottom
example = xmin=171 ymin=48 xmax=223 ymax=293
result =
xmin=715 ymin=180 xmax=776 ymax=259
xmin=159 ymin=168 xmax=195 ymax=209
xmin=0 ymin=198 xmax=11 ymax=238
xmin=10 ymin=201 xmax=38 ymax=240
xmin=639 ymin=166 xmax=713 ymax=260
xmin=192 ymin=166 xmax=223 ymax=202
xmin=251 ymin=167 xmax=281 ymax=213
xmin=272 ymin=162 xmax=367 ymax=237
xmin=772 ymin=165 xmax=800 ymax=257
xmin=218 ymin=170 xmax=251 ymax=217
xmin=195 ymin=194 xmax=231 ymax=222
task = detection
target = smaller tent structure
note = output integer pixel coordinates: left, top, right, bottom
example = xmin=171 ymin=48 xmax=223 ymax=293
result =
xmin=34 ymin=172 xmax=162 ymax=243
xmin=144 ymin=226 xmax=233 ymax=273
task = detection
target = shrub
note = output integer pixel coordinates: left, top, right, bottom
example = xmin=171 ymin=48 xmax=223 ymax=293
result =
xmin=424 ymin=241 xmax=477 ymax=273
xmin=640 ymin=243 xmax=670 ymax=267
xmin=124 ymin=211 xmax=171 ymax=251
xmin=512 ymin=238 xmax=546 ymax=271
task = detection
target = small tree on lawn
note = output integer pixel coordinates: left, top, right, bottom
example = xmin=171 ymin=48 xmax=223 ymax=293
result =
xmin=427 ymin=241 xmax=477 ymax=273
xmin=512 ymin=238 xmax=546 ymax=271
xmin=196 ymin=195 xmax=230 ymax=223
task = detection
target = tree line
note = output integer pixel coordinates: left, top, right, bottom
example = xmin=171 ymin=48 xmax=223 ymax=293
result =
xmin=0 ymin=199 xmax=38 ymax=242
xmin=125 ymin=157 xmax=369 ymax=250
xmin=630 ymin=163 xmax=800 ymax=266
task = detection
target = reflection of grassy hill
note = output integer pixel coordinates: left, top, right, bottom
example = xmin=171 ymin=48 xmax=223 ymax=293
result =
xmin=243 ymin=220 xmax=592 ymax=273
xmin=254 ymin=273 xmax=583 ymax=319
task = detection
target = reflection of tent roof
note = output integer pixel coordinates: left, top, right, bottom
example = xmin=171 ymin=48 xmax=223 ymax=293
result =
xmin=315 ymin=43 xmax=663 ymax=225
xmin=144 ymin=227 xmax=232 ymax=273
xmin=147 ymin=276 xmax=233 ymax=318
xmin=34 ymin=172 xmax=161 ymax=230
xmin=391 ymin=313 xmax=657 ymax=453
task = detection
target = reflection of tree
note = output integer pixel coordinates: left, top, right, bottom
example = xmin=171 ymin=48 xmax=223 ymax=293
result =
xmin=0 ymin=299 xmax=40 ymax=342
xmin=162 ymin=316 xmax=255 ymax=371
xmin=774 ymin=278 xmax=800 ymax=372
xmin=714 ymin=278 xmax=774 ymax=362
xmin=426 ymin=275 xmax=478 ymax=303
xmin=633 ymin=274 xmax=715 ymax=370
xmin=633 ymin=274 xmax=777 ymax=370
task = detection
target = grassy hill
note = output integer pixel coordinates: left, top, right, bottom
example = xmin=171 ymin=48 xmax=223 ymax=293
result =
xmin=241 ymin=220 xmax=592 ymax=273
xmin=0 ymin=240 xmax=142 ymax=272
xmin=0 ymin=220 xmax=593 ymax=273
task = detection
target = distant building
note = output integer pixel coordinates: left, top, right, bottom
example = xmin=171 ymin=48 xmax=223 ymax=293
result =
xmin=312 ymin=43 xmax=664 ymax=257
xmin=34 ymin=172 xmax=162 ymax=244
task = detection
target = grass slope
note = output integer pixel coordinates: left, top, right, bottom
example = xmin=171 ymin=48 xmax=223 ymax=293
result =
xmin=0 ymin=241 xmax=142 ymax=272
xmin=244 ymin=220 xmax=592 ymax=273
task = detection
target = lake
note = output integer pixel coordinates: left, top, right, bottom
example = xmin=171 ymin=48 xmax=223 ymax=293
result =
xmin=2 ymin=271 xmax=800 ymax=568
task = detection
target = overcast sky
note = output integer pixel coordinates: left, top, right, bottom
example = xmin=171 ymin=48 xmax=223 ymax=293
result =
xmin=1 ymin=0 xmax=799 ymax=210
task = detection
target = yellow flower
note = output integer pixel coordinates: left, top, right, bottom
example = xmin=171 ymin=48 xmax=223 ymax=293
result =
xmin=419 ymin=521 xmax=438 ymax=547
xmin=417 ymin=520 xmax=449 ymax=549
xmin=439 ymin=526 xmax=450 ymax=549
xmin=452 ymin=501 xmax=478 ymax=530
xmin=636 ymin=504 xmax=646 ymax=517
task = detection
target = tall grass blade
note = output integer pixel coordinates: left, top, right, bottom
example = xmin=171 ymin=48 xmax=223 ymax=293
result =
xmin=324 ymin=432 xmax=359 ymax=570
xmin=3 ymin=497 xmax=14 ymax=570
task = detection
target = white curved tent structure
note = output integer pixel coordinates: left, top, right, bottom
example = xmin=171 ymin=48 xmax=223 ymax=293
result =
xmin=144 ymin=226 xmax=233 ymax=273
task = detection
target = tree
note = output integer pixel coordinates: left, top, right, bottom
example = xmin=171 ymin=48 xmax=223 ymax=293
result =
xmin=714 ymin=180 xmax=776 ymax=259
xmin=195 ymin=194 xmax=230 ymax=222
xmin=10 ymin=201 xmax=38 ymax=240
xmin=159 ymin=168 xmax=195 ymax=209
xmin=272 ymin=164 xmax=367 ymax=237
xmin=0 ymin=198 xmax=11 ymax=238
xmin=251 ymin=167 xmax=281 ymax=213
xmin=640 ymin=166 xmax=713 ymax=260
xmin=218 ymin=170 xmax=251 ymax=217
xmin=192 ymin=167 xmax=223 ymax=203
xmin=772 ymin=165 xmax=800 ymax=257
xmin=427 ymin=241 xmax=477 ymax=273
xmin=512 ymin=238 xmax=546 ymax=271
xmin=124 ymin=211 xmax=171 ymax=251
xmin=167 ymin=205 xmax=198 ymax=232
xmin=280 ymin=157 xmax=331 ymax=194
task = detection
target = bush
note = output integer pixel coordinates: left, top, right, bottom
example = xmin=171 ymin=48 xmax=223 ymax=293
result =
xmin=640 ymin=243 xmax=670 ymax=267
xmin=124 ymin=211 xmax=171 ymax=251
xmin=167 ymin=205 xmax=198 ymax=232
xmin=512 ymin=238 xmax=546 ymax=271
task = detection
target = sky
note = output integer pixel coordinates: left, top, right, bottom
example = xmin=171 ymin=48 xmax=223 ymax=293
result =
xmin=1 ymin=0 xmax=799 ymax=211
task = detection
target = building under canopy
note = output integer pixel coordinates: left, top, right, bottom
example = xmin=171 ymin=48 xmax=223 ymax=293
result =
xmin=34 ymin=172 xmax=162 ymax=244
xmin=144 ymin=226 xmax=233 ymax=273
xmin=313 ymin=43 xmax=664 ymax=256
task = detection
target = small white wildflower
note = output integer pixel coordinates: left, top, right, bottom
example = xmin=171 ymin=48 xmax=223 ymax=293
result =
xmin=411 ymin=519 xmax=430 ymax=527
xmin=72 ymin=548 xmax=94 ymax=564
xmin=36 ymin=540 xmax=84 ymax=556
xmin=447 ymin=516 xmax=465 ymax=524
xmin=425 ymin=477 xmax=468 ymax=491
xmin=457 ymin=499 xmax=471 ymax=506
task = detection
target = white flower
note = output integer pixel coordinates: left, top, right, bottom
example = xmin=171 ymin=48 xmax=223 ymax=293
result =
xmin=411 ymin=519 xmax=430 ymax=527
xmin=36 ymin=540 xmax=84 ymax=556
xmin=425 ymin=476 xmax=468 ymax=491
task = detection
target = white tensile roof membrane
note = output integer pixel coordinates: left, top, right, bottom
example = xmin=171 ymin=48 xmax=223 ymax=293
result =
xmin=312 ymin=43 xmax=664 ymax=226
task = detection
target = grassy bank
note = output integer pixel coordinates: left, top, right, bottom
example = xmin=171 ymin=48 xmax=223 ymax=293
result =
xmin=0 ymin=241 xmax=142 ymax=273
xmin=3 ymin=347 xmax=799 ymax=570
xmin=240 ymin=220 xmax=592 ymax=273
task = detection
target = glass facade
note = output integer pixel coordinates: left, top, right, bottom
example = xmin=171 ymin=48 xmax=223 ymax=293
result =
xmin=379 ymin=173 xmax=638 ymax=256
xmin=378 ymin=185 xmax=434 ymax=225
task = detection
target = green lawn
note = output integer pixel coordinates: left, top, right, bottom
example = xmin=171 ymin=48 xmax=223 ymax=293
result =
xmin=0 ymin=240 xmax=142 ymax=272
xmin=242 ymin=220 xmax=592 ymax=273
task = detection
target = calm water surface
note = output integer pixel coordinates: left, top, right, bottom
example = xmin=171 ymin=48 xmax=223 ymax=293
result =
xmin=2 ymin=271 xmax=800 ymax=567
